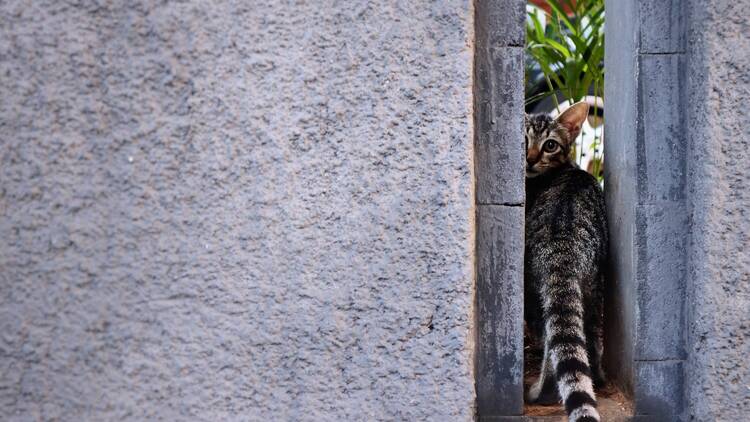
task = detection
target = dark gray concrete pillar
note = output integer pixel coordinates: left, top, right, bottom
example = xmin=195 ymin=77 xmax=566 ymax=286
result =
xmin=473 ymin=0 xmax=526 ymax=418
xmin=605 ymin=0 xmax=688 ymax=419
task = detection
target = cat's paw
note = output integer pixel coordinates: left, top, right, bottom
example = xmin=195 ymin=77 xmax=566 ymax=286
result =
xmin=525 ymin=378 xmax=560 ymax=405
xmin=592 ymin=366 xmax=607 ymax=389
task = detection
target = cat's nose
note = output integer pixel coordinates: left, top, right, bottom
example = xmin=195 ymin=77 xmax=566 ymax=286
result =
xmin=526 ymin=149 xmax=540 ymax=165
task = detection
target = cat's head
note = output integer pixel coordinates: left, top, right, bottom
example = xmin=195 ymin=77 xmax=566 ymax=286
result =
xmin=525 ymin=102 xmax=589 ymax=178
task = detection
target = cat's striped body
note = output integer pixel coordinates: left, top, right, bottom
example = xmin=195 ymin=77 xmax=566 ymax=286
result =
xmin=524 ymin=104 xmax=607 ymax=422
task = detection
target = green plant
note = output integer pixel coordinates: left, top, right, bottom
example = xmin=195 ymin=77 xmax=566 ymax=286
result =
xmin=526 ymin=0 xmax=604 ymax=106
xmin=525 ymin=0 xmax=605 ymax=179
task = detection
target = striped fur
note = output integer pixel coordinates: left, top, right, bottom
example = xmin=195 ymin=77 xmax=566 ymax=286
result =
xmin=524 ymin=103 xmax=607 ymax=422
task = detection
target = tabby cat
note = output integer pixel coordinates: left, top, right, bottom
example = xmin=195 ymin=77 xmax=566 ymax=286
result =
xmin=524 ymin=102 xmax=607 ymax=422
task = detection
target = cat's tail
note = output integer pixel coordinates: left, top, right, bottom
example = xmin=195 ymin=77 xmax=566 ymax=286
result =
xmin=545 ymin=283 xmax=600 ymax=422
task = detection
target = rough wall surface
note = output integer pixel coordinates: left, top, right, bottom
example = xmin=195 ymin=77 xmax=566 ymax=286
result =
xmin=0 ymin=1 xmax=477 ymax=420
xmin=605 ymin=2 xmax=688 ymax=416
xmin=608 ymin=0 xmax=750 ymax=419
xmin=473 ymin=0 xmax=525 ymax=418
xmin=686 ymin=0 xmax=750 ymax=419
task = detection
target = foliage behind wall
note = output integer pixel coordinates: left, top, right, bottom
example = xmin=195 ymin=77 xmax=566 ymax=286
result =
xmin=525 ymin=0 xmax=604 ymax=180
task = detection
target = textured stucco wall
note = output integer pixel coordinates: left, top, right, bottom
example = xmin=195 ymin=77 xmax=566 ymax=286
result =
xmin=685 ymin=0 xmax=750 ymax=419
xmin=0 ymin=1 xmax=477 ymax=420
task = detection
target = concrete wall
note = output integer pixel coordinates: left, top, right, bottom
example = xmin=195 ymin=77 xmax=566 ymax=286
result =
xmin=473 ymin=0 xmax=526 ymax=419
xmin=3 ymin=1 xmax=748 ymax=420
xmin=603 ymin=0 xmax=638 ymax=398
xmin=0 ymin=1 xmax=478 ymax=420
xmin=606 ymin=0 xmax=750 ymax=420
xmin=605 ymin=2 xmax=689 ymax=417
xmin=685 ymin=0 xmax=750 ymax=419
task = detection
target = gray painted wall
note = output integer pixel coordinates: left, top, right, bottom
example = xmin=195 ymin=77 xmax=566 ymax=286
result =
xmin=606 ymin=0 xmax=750 ymax=420
xmin=686 ymin=0 xmax=750 ymax=420
xmin=473 ymin=0 xmax=526 ymax=419
xmin=0 ymin=1 xmax=477 ymax=420
xmin=603 ymin=0 xmax=638 ymax=398
xmin=2 ymin=1 xmax=748 ymax=421
xmin=606 ymin=0 xmax=689 ymax=418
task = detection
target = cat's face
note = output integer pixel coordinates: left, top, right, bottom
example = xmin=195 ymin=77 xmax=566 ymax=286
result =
xmin=525 ymin=102 xmax=589 ymax=178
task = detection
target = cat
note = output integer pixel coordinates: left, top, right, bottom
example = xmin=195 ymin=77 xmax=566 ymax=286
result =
xmin=524 ymin=102 xmax=607 ymax=422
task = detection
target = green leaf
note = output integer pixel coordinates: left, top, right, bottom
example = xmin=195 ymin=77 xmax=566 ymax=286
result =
xmin=545 ymin=39 xmax=572 ymax=58
xmin=529 ymin=10 xmax=545 ymax=39
xmin=525 ymin=0 xmax=605 ymax=126
xmin=524 ymin=91 xmax=556 ymax=106
xmin=546 ymin=0 xmax=576 ymax=33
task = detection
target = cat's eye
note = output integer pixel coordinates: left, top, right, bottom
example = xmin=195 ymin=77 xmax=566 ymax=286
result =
xmin=543 ymin=139 xmax=558 ymax=152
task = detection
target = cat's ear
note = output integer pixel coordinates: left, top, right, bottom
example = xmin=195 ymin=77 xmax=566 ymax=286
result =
xmin=555 ymin=102 xmax=589 ymax=141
